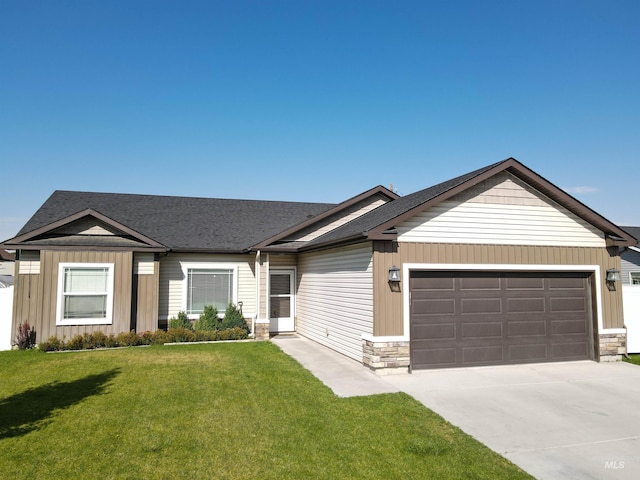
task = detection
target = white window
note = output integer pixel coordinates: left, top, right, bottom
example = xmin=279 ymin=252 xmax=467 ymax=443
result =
xmin=57 ymin=263 xmax=114 ymax=325
xmin=630 ymin=272 xmax=640 ymax=285
xmin=182 ymin=264 xmax=237 ymax=317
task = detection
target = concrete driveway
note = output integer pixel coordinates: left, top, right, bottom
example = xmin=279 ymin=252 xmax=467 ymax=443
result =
xmin=384 ymin=361 xmax=640 ymax=480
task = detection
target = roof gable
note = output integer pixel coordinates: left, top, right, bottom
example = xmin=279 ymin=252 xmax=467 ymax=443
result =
xmin=4 ymin=209 xmax=167 ymax=251
xmin=302 ymin=158 xmax=636 ymax=250
xmin=254 ymin=185 xmax=398 ymax=250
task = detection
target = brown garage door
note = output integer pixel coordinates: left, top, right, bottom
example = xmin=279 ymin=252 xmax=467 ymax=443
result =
xmin=410 ymin=271 xmax=594 ymax=369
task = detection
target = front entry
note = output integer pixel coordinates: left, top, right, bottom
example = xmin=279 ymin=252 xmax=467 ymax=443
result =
xmin=269 ymin=270 xmax=295 ymax=333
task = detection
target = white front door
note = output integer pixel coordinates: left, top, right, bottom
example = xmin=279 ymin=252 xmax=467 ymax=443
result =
xmin=269 ymin=270 xmax=295 ymax=332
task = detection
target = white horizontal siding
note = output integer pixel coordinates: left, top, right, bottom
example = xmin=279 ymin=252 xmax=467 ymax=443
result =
xmin=621 ymin=250 xmax=640 ymax=285
xmin=293 ymin=197 xmax=387 ymax=242
xmin=18 ymin=250 xmax=40 ymax=274
xmin=398 ymin=201 xmax=605 ymax=247
xmin=158 ymin=253 xmax=256 ymax=320
xmin=296 ymin=243 xmax=373 ymax=361
xmin=134 ymin=253 xmax=155 ymax=275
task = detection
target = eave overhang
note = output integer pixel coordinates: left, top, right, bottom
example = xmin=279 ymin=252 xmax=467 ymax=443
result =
xmin=1 ymin=208 xmax=169 ymax=252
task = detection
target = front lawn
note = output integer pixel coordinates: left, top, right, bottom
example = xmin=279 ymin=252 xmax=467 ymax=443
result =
xmin=0 ymin=343 xmax=532 ymax=479
xmin=624 ymin=354 xmax=640 ymax=366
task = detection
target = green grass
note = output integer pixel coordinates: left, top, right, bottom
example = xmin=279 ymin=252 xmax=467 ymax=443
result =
xmin=624 ymin=353 xmax=640 ymax=366
xmin=0 ymin=343 xmax=532 ymax=479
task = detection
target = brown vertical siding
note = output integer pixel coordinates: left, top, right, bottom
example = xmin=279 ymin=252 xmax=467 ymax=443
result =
xmin=373 ymin=242 xmax=623 ymax=336
xmin=13 ymin=250 xmax=134 ymax=342
xmin=135 ymin=260 xmax=160 ymax=332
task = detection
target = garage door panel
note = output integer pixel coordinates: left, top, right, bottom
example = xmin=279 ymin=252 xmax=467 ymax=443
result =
xmin=549 ymin=276 xmax=586 ymax=289
xmin=461 ymin=298 xmax=502 ymax=314
xmin=508 ymin=320 xmax=546 ymax=336
xmin=551 ymin=341 xmax=590 ymax=359
xmin=410 ymin=271 xmax=593 ymax=369
xmin=460 ymin=276 xmax=501 ymax=290
xmin=462 ymin=345 xmax=504 ymax=364
xmin=413 ymin=347 xmax=456 ymax=367
xmin=461 ymin=322 xmax=502 ymax=339
xmin=412 ymin=298 xmax=455 ymax=315
xmin=508 ymin=344 xmax=548 ymax=361
xmin=550 ymin=297 xmax=587 ymax=312
xmin=413 ymin=323 xmax=456 ymax=340
xmin=411 ymin=275 xmax=454 ymax=290
xmin=506 ymin=276 xmax=545 ymax=290
xmin=507 ymin=297 xmax=546 ymax=313
xmin=551 ymin=319 xmax=588 ymax=335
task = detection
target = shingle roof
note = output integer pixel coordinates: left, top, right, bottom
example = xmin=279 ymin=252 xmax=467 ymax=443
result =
xmin=16 ymin=191 xmax=335 ymax=252
xmin=620 ymin=226 xmax=640 ymax=246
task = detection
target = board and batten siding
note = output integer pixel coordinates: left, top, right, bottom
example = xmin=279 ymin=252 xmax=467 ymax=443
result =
xmin=12 ymin=250 xmax=134 ymax=342
xmin=373 ymin=241 xmax=624 ymax=336
xmin=158 ymin=253 xmax=256 ymax=320
xmin=621 ymin=250 xmax=640 ymax=285
xmin=133 ymin=253 xmax=159 ymax=332
xmin=397 ymin=172 xmax=606 ymax=247
xmin=296 ymin=243 xmax=374 ymax=361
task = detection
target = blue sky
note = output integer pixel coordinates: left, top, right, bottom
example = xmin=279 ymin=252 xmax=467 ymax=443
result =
xmin=1 ymin=0 xmax=639 ymax=242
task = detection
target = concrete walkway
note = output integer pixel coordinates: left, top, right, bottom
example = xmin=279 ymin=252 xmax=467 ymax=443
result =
xmin=271 ymin=334 xmax=398 ymax=397
xmin=272 ymin=334 xmax=640 ymax=480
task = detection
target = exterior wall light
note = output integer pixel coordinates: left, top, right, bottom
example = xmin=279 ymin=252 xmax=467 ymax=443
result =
xmin=388 ymin=265 xmax=401 ymax=282
xmin=606 ymin=269 xmax=621 ymax=282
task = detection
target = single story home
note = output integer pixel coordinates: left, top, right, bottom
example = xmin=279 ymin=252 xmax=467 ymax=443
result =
xmin=2 ymin=158 xmax=637 ymax=371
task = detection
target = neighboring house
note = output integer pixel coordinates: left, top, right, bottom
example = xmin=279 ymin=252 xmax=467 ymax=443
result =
xmin=620 ymin=226 xmax=640 ymax=353
xmin=0 ymin=249 xmax=15 ymax=276
xmin=1 ymin=158 xmax=637 ymax=371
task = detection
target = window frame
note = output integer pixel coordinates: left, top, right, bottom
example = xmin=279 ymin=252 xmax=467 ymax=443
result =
xmin=56 ymin=263 xmax=115 ymax=326
xmin=630 ymin=272 xmax=640 ymax=286
xmin=181 ymin=263 xmax=238 ymax=319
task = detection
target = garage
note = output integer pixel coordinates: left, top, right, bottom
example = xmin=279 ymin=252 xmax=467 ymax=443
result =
xmin=410 ymin=271 xmax=595 ymax=369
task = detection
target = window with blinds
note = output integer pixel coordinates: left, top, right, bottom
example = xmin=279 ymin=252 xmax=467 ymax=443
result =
xmin=187 ymin=268 xmax=233 ymax=314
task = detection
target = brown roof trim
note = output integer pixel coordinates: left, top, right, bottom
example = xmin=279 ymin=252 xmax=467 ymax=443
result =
xmin=252 ymin=185 xmax=398 ymax=250
xmin=297 ymin=232 xmax=368 ymax=253
xmin=366 ymin=158 xmax=637 ymax=247
xmin=1 ymin=208 xmax=169 ymax=250
xmin=7 ymin=245 xmax=168 ymax=253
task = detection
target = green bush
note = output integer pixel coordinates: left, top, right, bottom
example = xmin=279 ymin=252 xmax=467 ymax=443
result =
xmin=168 ymin=311 xmax=192 ymax=330
xmin=220 ymin=303 xmax=249 ymax=332
xmin=117 ymin=331 xmax=141 ymax=347
xmin=151 ymin=330 xmax=171 ymax=345
xmin=194 ymin=305 xmax=219 ymax=331
xmin=66 ymin=334 xmax=85 ymax=351
xmin=167 ymin=327 xmax=196 ymax=343
xmin=38 ymin=336 xmax=64 ymax=352
xmin=92 ymin=331 xmax=108 ymax=348
xmin=217 ymin=327 xmax=249 ymax=341
xmin=105 ymin=333 xmax=118 ymax=348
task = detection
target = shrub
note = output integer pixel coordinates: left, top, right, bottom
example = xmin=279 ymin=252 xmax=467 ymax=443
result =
xmin=220 ymin=303 xmax=249 ymax=332
xmin=168 ymin=311 xmax=192 ymax=330
xmin=139 ymin=331 xmax=154 ymax=345
xmin=217 ymin=327 xmax=249 ymax=341
xmin=105 ymin=333 xmax=118 ymax=348
xmin=194 ymin=305 xmax=219 ymax=331
xmin=167 ymin=327 xmax=195 ymax=343
xmin=151 ymin=330 xmax=171 ymax=345
xmin=92 ymin=331 xmax=109 ymax=348
xmin=39 ymin=336 xmax=64 ymax=352
xmin=66 ymin=334 xmax=85 ymax=351
xmin=15 ymin=322 xmax=37 ymax=350
xmin=117 ymin=330 xmax=141 ymax=347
